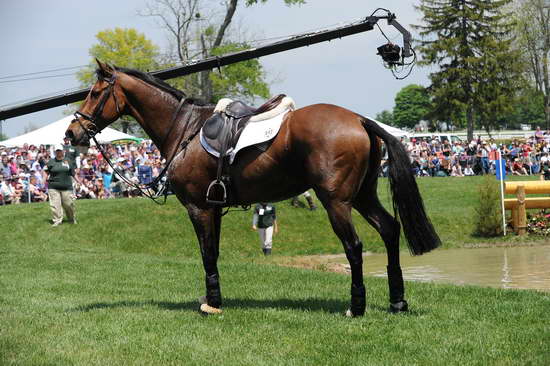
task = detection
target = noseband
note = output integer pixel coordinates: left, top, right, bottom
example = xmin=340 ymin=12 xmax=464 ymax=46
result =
xmin=73 ymin=74 xmax=121 ymax=138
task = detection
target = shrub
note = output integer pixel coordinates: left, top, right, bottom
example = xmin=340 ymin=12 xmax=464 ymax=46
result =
xmin=526 ymin=210 xmax=550 ymax=236
xmin=473 ymin=175 xmax=504 ymax=237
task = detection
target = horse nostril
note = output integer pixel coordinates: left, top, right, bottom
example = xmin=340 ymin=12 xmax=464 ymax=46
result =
xmin=65 ymin=130 xmax=74 ymax=140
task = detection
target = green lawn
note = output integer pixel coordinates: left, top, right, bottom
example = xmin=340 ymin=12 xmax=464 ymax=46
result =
xmin=1 ymin=176 xmax=549 ymax=365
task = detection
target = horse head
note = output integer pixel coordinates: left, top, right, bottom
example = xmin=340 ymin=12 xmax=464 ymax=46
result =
xmin=66 ymin=59 xmax=127 ymax=146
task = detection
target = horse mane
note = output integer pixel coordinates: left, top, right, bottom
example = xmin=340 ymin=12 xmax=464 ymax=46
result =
xmin=96 ymin=66 xmax=209 ymax=106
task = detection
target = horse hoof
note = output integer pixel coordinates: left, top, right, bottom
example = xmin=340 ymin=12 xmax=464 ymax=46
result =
xmin=199 ymin=303 xmax=223 ymax=315
xmin=389 ymin=300 xmax=408 ymax=313
xmin=344 ymin=308 xmax=365 ymax=317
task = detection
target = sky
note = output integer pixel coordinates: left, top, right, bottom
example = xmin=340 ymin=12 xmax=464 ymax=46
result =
xmin=0 ymin=0 xmax=431 ymax=138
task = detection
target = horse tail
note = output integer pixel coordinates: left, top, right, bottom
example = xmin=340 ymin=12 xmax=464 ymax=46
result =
xmin=360 ymin=116 xmax=441 ymax=255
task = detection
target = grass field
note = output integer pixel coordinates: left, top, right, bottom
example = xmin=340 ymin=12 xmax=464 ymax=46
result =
xmin=1 ymin=176 xmax=549 ymax=365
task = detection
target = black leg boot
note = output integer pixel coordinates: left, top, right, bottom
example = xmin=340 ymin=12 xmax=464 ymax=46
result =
xmin=387 ymin=265 xmax=408 ymax=313
xmin=205 ymin=273 xmax=222 ymax=308
xmin=348 ymin=283 xmax=366 ymax=317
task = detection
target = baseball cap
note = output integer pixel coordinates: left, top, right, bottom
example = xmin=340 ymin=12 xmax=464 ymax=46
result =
xmin=54 ymin=144 xmax=64 ymax=151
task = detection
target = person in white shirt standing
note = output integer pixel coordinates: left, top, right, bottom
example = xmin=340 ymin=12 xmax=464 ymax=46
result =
xmin=252 ymin=202 xmax=278 ymax=255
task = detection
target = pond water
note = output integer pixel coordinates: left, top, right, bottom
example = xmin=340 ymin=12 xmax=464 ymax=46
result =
xmin=351 ymin=245 xmax=550 ymax=291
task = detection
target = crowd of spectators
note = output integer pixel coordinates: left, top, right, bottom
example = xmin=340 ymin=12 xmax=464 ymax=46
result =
xmin=0 ymin=140 xmax=167 ymax=205
xmin=381 ymin=128 xmax=550 ymax=179
xmin=3 ymin=128 xmax=550 ymax=206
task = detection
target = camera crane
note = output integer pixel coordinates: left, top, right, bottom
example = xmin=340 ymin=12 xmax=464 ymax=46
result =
xmin=0 ymin=9 xmax=415 ymax=121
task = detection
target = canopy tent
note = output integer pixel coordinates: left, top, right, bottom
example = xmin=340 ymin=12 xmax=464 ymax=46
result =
xmin=370 ymin=117 xmax=409 ymax=138
xmin=1 ymin=114 xmax=406 ymax=148
xmin=0 ymin=116 xmax=140 ymax=147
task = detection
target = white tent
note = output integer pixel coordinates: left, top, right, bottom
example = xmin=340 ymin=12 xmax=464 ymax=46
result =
xmin=0 ymin=116 xmax=140 ymax=147
xmin=370 ymin=117 xmax=409 ymax=138
xmin=1 ymin=114 xmax=406 ymax=147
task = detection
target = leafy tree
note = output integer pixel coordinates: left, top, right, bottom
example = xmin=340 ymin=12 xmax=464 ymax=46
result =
xmin=76 ymin=28 xmax=160 ymax=134
xmin=0 ymin=132 xmax=8 ymax=141
xmin=375 ymin=110 xmax=394 ymax=126
xmin=77 ymin=28 xmax=160 ymax=85
xmin=414 ymin=0 xmax=522 ymax=140
xmin=210 ymin=44 xmax=270 ymax=101
xmin=505 ymin=87 xmax=546 ymax=128
xmin=140 ymin=0 xmax=303 ymax=103
xmin=393 ymin=84 xmax=430 ymax=129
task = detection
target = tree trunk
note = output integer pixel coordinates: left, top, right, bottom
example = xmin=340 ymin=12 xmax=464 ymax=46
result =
xmin=197 ymin=0 xmax=238 ymax=103
xmin=467 ymin=105 xmax=474 ymax=142
xmin=200 ymin=34 xmax=213 ymax=102
xmin=543 ymin=42 xmax=550 ymax=130
xmin=214 ymin=0 xmax=238 ymax=48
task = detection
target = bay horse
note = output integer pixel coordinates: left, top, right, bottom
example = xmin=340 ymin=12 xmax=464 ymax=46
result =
xmin=66 ymin=60 xmax=440 ymax=317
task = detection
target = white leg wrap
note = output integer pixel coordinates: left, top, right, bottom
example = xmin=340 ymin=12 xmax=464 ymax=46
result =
xmin=200 ymin=303 xmax=223 ymax=314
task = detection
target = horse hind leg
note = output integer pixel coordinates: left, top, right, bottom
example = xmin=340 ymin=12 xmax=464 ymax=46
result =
xmin=353 ymin=190 xmax=409 ymax=313
xmin=317 ymin=197 xmax=366 ymax=317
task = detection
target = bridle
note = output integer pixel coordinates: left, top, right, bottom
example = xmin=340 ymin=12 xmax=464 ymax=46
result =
xmin=72 ymin=70 xmax=200 ymax=205
xmin=73 ymin=73 xmax=121 ymax=139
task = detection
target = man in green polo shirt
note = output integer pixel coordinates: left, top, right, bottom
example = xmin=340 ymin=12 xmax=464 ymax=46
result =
xmin=45 ymin=145 xmax=76 ymax=226
xmin=62 ymin=137 xmax=78 ymax=169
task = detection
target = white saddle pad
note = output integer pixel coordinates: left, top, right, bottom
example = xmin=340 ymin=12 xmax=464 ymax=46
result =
xmin=200 ymin=96 xmax=295 ymax=164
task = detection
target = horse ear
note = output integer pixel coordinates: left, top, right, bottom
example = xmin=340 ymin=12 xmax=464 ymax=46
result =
xmin=95 ymin=58 xmax=114 ymax=78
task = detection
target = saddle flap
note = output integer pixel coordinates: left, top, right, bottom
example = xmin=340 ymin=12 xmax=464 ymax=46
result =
xmin=203 ymin=113 xmax=226 ymax=140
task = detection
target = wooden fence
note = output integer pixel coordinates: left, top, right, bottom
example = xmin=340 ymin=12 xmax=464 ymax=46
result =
xmin=504 ymin=181 xmax=550 ymax=235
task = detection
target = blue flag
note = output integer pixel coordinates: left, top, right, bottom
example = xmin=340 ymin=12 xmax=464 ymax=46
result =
xmin=495 ymin=158 xmax=506 ymax=181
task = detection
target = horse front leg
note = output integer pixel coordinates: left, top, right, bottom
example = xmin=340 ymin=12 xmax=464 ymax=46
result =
xmin=186 ymin=204 xmax=223 ymax=315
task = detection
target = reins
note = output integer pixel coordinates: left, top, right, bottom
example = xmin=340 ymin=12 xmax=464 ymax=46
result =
xmin=73 ymin=69 xmax=250 ymax=212
xmin=73 ymin=71 xmax=200 ymax=205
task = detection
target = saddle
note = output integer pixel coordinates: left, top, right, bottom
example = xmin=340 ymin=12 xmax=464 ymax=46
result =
xmin=202 ymin=94 xmax=290 ymax=205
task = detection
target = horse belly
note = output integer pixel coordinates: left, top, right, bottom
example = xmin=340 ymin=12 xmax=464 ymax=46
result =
xmin=230 ymin=144 xmax=306 ymax=204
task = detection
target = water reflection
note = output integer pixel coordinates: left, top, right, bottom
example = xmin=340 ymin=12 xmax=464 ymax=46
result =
xmin=358 ymin=246 xmax=550 ymax=291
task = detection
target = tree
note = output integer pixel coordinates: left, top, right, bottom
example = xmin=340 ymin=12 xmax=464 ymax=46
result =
xmin=505 ymin=87 xmax=546 ymax=128
xmin=414 ymin=0 xmax=522 ymax=140
xmin=76 ymin=28 xmax=160 ymax=134
xmin=393 ymin=84 xmax=431 ymax=129
xmin=513 ymin=0 xmax=550 ymax=129
xmin=375 ymin=110 xmax=394 ymax=126
xmin=77 ymin=28 xmax=160 ymax=85
xmin=210 ymin=44 xmax=270 ymax=101
xmin=139 ymin=0 xmax=304 ymax=103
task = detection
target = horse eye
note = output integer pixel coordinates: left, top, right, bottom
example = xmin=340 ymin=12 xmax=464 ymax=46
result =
xmin=90 ymin=90 xmax=100 ymax=98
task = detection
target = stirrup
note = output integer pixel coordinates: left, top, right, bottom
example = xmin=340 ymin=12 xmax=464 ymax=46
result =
xmin=206 ymin=179 xmax=227 ymax=205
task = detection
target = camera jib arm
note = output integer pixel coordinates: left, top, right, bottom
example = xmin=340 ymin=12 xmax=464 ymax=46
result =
xmin=0 ymin=10 xmax=415 ymax=121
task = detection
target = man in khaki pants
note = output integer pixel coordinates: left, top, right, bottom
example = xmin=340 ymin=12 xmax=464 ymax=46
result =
xmin=45 ymin=145 xmax=76 ymax=227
